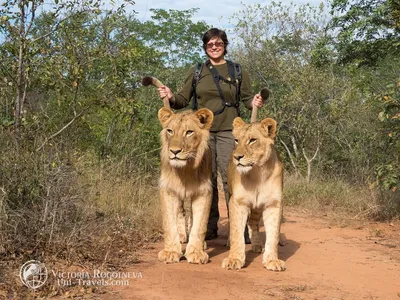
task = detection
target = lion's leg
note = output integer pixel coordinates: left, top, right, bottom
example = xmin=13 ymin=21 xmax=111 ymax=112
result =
xmin=248 ymin=211 xmax=263 ymax=253
xmin=185 ymin=197 xmax=192 ymax=241
xmin=177 ymin=200 xmax=187 ymax=244
xmin=221 ymin=199 xmax=249 ymax=270
xmin=158 ymin=190 xmax=182 ymax=264
xmin=262 ymin=201 xmax=286 ymax=271
xmin=185 ymin=194 xmax=211 ymax=264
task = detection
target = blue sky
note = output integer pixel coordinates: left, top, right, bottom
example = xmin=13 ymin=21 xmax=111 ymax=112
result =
xmin=132 ymin=0 xmax=324 ymax=29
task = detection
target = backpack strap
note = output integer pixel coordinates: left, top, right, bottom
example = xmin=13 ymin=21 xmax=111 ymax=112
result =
xmin=191 ymin=62 xmax=203 ymax=110
xmin=192 ymin=60 xmax=242 ymax=116
xmin=205 ymin=60 xmax=233 ymax=116
xmin=226 ymin=60 xmax=242 ymax=116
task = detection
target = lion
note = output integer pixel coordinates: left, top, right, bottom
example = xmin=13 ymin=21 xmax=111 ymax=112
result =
xmin=157 ymin=107 xmax=214 ymax=264
xmin=221 ymin=117 xmax=286 ymax=271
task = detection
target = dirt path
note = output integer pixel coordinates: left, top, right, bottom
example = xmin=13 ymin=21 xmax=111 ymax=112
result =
xmin=103 ymin=199 xmax=400 ymax=300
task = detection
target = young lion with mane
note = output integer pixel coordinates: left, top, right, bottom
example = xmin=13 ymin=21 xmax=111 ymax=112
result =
xmin=157 ymin=107 xmax=214 ymax=264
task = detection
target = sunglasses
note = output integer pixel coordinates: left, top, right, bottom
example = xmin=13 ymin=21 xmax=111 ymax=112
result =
xmin=206 ymin=42 xmax=224 ymax=49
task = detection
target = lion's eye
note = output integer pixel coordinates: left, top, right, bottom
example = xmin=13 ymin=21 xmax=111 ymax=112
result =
xmin=186 ymin=130 xmax=194 ymax=137
xmin=234 ymin=139 xmax=238 ymax=144
xmin=249 ymin=138 xmax=257 ymax=145
xmin=167 ymin=129 xmax=173 ymax=135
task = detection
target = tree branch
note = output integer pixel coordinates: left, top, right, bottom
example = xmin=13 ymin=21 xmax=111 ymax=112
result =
xmin=302 ymin=143 xmax=320 ymax=184
xmin=279 ymin=138 xmax=300 ymax=176
xmin=25 ymin=1 xmax=36 ymax=38
xmin=36 ymin=106 xmax=91 ymax=152
xmin=0 ymin=61 xmax=17 ymax=83
xmin=29 ymin=10 xmax=88 ymax=44
xmin=302 ymin=144 xmax=320 ymax=163
xmin=290 ymin=135 xmax=299 ymax=158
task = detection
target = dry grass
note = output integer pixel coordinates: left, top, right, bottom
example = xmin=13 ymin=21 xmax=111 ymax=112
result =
xmin=0 ymin=153 xmax=397 ymax=298
xmin=284 ymin=174 xmax=399 ymax=223
xmin=0 ymin=158 xmax=161 ymax=299
xmin=84 ymin=166 xmax=162 ymax=239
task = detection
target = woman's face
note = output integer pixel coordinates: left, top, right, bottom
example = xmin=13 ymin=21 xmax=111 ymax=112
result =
xmin=205 ymin=37 xmax=225 ymax=60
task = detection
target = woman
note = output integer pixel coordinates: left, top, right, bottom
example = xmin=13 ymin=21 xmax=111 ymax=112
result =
xmin=158 ymin=28 xmax=264 ymax=241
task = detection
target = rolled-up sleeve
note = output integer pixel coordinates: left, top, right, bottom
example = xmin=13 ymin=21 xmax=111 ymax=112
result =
xmin=240 ymin=69 xmax=254 ymax=110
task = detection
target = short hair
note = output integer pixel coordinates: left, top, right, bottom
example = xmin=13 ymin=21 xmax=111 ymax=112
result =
xmin=202 ymin=28 xmax=229 ymax=55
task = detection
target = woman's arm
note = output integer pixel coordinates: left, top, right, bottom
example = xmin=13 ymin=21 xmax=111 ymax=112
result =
xmin=240 ymin=69 xmax=254 ymax=110
xmin=158 ymin=67 xmax=196 ymax=110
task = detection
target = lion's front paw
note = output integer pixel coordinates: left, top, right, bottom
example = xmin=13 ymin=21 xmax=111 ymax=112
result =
xmin=263 ymin=259 xmax=286 ymax=271
xmin=158 ymin=249 xmax=181 ymax=264
xmin=185 ymin=249 xmax=209 ymax=264
xmin=221 ymin=257 xmax=245 ymax=270
xmin=251 ymin=244 xmax=263 ymax=253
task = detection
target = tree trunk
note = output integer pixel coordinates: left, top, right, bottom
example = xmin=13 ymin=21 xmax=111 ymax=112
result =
xmin=280 ymin=138 xmax=301 ymax=178
xmin=302 ymin=146 xmax=320 ymax=184
xmin=14 ymin=0 xmax=26 ymax=134
xmin=306 ymin=160 xmax=312 ymax=184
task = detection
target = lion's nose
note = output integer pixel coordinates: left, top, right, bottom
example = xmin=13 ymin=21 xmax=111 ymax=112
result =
xmin=170 ymin=148 xmax=182 ymax=155
xmin=234 ymin=154 xmax=244 ymax=161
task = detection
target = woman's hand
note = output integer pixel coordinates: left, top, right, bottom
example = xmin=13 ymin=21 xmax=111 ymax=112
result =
xmin=251 ymin=94 xmax=264 ymax=108
xmin=158 ymin=86 xmax=174 ymax=101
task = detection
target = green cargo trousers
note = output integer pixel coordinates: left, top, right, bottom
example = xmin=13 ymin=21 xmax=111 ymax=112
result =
xmin=207 ymin=130 xmax=235 ymax=234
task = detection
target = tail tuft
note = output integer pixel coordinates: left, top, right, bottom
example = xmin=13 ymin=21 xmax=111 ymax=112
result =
xmin=142 ymin=76 xmax=154 ymax=86
xmin=260 ymin=87 xmax=270 ymax=101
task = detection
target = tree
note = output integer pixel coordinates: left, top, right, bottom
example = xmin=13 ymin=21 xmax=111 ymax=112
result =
xmin=330 ymin=0 xmax=400 ymax=66
xmin=136 ymin=8 xmax=209 ymax=67
xmin=0 ymin=0 xmax=134 ymax=135
xmin=230 ymin=2 xmax=333 ymax=182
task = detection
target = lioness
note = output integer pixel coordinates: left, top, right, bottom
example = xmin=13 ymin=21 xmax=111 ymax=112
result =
xmin=157 ymin=107 xmax=214 ymax=264
xmin=222 ymin=117 xmax=286 ymax=271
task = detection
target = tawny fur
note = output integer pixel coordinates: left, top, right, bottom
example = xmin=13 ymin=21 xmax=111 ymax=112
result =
xmin=142 ymin=76 xmax=171 ymax=109
xmin=142 ymin=76 xmax=164 ymax=88
xmin=157 ymin=108 xmax=214 ymax=264
xmin=251 ymin=87 xmax=270 ymax=123
xmin=222 ymin=117 xmax=286 ymax=271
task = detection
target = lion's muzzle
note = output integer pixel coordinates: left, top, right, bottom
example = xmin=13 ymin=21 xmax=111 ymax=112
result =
xmin=168 ymin=148 xmax=188 ymax=168
xmin=233 ymin=154 xmax=254 ymax=174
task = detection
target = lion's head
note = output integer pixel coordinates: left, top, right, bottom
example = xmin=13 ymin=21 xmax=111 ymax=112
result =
xmin=158 ymin=108 xmax=214 ymax=169
xmin=231 ymin=117 xmax=277 ymax=174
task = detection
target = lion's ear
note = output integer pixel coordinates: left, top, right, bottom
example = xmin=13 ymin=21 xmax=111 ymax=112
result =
xmin=261 ymin=118 xmax=277 ymax=139
xmin=195 ymin=108 xmax=214 ymax=130
xmin=233 ymin=117 xmax=246 ymax=129
xmin=158 ymin=108 xmax=174 ymax=127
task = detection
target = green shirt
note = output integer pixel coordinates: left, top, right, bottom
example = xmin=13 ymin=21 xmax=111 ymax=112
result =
xmin=171 ymin=62 xmax=253 ymax=132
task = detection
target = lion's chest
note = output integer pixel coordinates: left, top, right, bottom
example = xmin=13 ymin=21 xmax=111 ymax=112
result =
xmin=233 ymin=178 xmax=282 ymax=210
xmin=160 ymin=172 xmax=211 ymax=200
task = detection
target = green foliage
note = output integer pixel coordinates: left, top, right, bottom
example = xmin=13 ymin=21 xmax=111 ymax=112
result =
xmin=229 ymin=1 xmax=399 ymax=192
xmin=136 ymin=8 xmax=208 ymax=67
xmin=231 ymin=2 xmax=333 ymax=179
xmin=375 ymin=164 xmax=398 ymax=190
xmin=366 ymin=56 xmax=399 ymax=191
xmin=330 ymin=0 xmax=400 ymax=66
xmin=0 ymin=6 xmax=209 ymax=280
xmin=1 ymin=4 xmax=400 ymax=291
xmin=311 ymin=35 xmax=335 ymax=68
